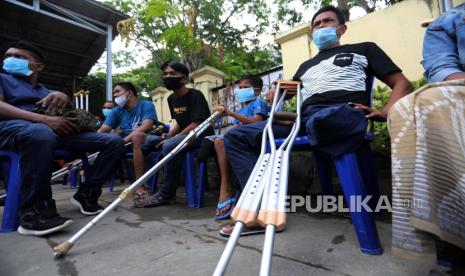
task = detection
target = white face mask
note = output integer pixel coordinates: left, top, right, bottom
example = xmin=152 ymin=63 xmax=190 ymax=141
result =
xmin=115 ymin=94 xmax=128 ymax=107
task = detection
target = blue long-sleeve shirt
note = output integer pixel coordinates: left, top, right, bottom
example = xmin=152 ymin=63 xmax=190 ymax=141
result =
xmin=422 ymin=4 xmax=465 ymax=83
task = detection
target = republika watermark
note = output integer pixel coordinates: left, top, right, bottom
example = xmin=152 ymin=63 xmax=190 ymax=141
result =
xmin=285 ymin=195 xmax=423 ymax=213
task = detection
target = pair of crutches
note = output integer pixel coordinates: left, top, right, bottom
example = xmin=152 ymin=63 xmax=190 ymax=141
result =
xmin=213 ymin=81 xmax=302 ymax=276
xmin=73 ymin=90 xmax=90 ymax=111
xmin=52 ymin=110 xmax=224 ymax=258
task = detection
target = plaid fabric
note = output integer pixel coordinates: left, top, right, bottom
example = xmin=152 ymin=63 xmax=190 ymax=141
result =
xmin=32 ymin=107 xmax=97 ymax=132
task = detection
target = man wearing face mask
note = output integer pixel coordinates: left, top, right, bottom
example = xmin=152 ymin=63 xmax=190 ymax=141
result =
xmin=220 ymin=5 xmax=412 ymax=236
xmin=101 ymin=101 xmax=115 ymax=120
xmin=141 ymin=61 xmax=214 ymax=207
xmin=98 ymin=82 xmax=157 ymax=207
xmin=94 ymin=101 xmax=115 ymax=128
xmin=0 ymin=41 xmax=125 ymax=236
xmin=206 ymin=75 xmax=268 ymax=220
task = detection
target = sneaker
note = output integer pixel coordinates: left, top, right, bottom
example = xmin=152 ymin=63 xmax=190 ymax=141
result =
xmin=71 ymin=192 xmax=104 ymax=215
xmin=143 ymin=193 xmax=175 ymax=208
xmin=18 ymin=215 xmax=73 ymax=236
xmin=18 ymin=200 xmax=73 ymax=236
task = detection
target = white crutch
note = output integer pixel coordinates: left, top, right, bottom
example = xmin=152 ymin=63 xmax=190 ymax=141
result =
xmin=52 ymin=110 xmax=223 ymax=258
xmin=213 ymin=81 xmax=302 ymax=276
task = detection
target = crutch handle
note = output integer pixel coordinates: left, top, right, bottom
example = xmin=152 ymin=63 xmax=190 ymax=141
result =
xmin=273 ymin=80 xmax=301 ymax=95
xmin=73 ymin=90 xmax=85 ymax=97
xmin=273 ymin=112 xmax=297 ymax=125
xmin=273 ymin=112 xmax=297 ymax=121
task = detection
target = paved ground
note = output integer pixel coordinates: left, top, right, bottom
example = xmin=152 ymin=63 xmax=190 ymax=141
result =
xmin=0 ymin=182 xmax=434 ymax=276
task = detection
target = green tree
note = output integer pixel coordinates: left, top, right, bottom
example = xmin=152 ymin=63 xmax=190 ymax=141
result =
xmin=102 ymin=0 xmax=280 ymax=86
xmin=273 ymin=0 xmax=404 ymax=30
xmin=107 ymin=0 xmax=272 ymax=69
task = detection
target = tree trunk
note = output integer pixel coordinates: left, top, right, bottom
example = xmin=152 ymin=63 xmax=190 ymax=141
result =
xmin=337 ymin=0 xmax=350 ymax=21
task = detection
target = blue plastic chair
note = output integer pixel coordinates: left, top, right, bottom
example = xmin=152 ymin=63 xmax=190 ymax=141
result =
xmin=275 ymin=135 xmax=382 ymax=255
xmin=0 ymin=149 xmax=90 ymax=233
xmin=146 ymin=149 xmax=205 ymax=208
xmin=58 ymin=150 xmax=92 ymax=189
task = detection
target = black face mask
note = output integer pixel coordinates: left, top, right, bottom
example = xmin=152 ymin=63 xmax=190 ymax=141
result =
xmin=163 ymin=76 xmax=184 ymax=90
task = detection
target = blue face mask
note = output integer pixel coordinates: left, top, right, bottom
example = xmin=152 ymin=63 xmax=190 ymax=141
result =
xmin=2 ymin=57 xmax=33 ymax=76
xmin=312 ymin=27 xmax=339 ymax=50
xmin=115 ymin=94 xmax=128 ymax=108
xmin=235 ymin=87 xmax=256 ymax=103
xmin=102 ymin=108 xmax=112 ymax=117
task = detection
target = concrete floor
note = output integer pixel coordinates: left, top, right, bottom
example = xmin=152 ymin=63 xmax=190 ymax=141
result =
xmin=0 ymin=183 xmax=434 ymax=276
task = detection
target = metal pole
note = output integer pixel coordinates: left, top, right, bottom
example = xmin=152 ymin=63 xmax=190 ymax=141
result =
xmin=443 ymin=0 xmax=453 ymax=12
xmin=260 ymin=225 xmax=276 ymax=276
xmin=72 ymin=77 xmax=76 ymax=95
xmin=85 ymin=93 xmax=89 ymax=111
xmin=106 ymin=24 xmax=113 ymax=101
xmin=212 ymin=223 xmax=244 ymax=276
xmin=32 ymin=0 xmax=40 ymax=11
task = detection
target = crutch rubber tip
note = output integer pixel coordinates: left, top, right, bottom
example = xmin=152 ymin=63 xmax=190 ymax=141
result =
xmin=52 ymin=241 xmax=73 ymax=258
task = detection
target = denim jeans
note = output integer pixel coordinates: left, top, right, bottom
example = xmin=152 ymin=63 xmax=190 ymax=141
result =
xmin=0 ymin=119 xmax=125 ymax=213
xmin=158 ymin=135 xmax=202 ymax=198
xmin=223 ymin=104 xmax=364 ymax=189
xmin=422 ymin=4 xmax=465 ymax=82
xmin=223 ymin=121 xmax=294 ymax=189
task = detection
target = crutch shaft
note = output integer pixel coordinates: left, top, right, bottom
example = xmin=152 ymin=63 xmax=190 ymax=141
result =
xmin=212 ymin=222 xmax=244 ymax=276
xmin=53 ymin=142 xmax=187 ymax=258
xmin=53 ymin=111 xmax=222 ymax=258
xmin=259 ymin=225 xmax=276 ymax=276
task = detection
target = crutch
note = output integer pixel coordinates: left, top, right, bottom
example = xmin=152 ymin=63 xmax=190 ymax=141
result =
xmin=213 ymin=81 xmax=301 ymax=276
xmin=52 ymin=110 xmax=223 ymax=258
xmin=73 ymin=90 xmax=84 ymax=109
xmin=51 ymin=123 xmax=166 ymax=181
xmin=257 ymin=81 xmax=301 ymax=276
xmin=51 ymin=152 xmax=100 ymax=181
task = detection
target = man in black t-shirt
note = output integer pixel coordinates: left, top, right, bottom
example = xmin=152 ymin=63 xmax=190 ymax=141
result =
xmin=220 ymin=5 xmax=412 ymax=236
xmin=142 ymin=61 xmax=213 ymax=207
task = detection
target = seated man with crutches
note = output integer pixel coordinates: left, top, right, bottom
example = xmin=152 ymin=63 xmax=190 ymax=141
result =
xmin=0 ymin=41 xmax=125 ymax=236
xmin=220 ymin=5 xmax=412 ymax=236
xmin=140 ymin=61 xmax=215 ymax=207
xmin=98 ymin=81 xmax=158 ymax=207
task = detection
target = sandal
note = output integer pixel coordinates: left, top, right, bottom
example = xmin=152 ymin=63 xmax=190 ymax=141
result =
xmin=133 ymin=190 xmax=149 ymax=208
xmin=219 ymin=223 xmax=284 ymax=237
xmin=215 ymin=193 xmax=238 ymax=220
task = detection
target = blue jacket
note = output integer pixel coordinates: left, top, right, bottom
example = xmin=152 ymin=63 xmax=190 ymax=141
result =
xmin=422 ymin=4 xmax=465 ymax=83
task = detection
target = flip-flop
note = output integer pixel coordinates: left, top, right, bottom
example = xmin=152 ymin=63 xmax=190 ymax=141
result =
xmin=215 ymin=192 xmax=238 ymax=220
xmin=219 ymin=223 xmax=284 ymax=237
